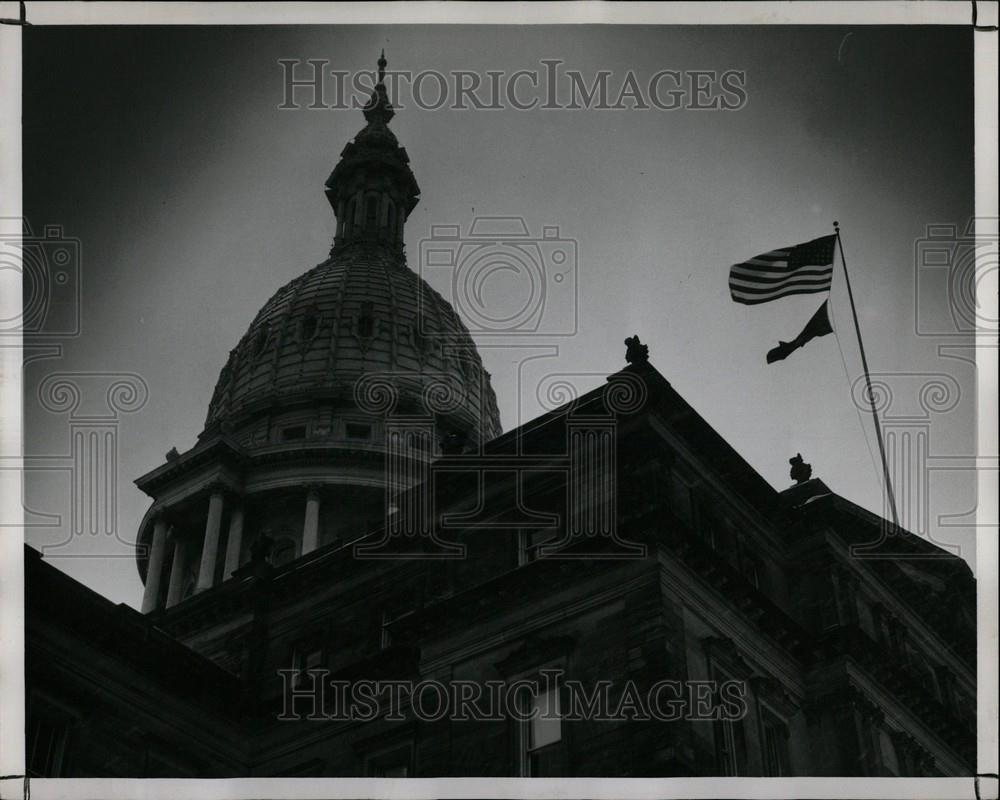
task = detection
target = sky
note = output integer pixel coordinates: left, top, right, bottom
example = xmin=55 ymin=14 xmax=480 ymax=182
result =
xmin=22 ymin=24 xmax=977 ymax=607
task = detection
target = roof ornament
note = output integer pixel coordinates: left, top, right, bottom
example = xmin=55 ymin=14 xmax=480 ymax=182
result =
xmin=789 ymin=453 xmax=812 ymax=484
xmin=624 ymin=335 xmax=649 ymax=366
xmin=363 ymin=49 xmax=394 ymax=125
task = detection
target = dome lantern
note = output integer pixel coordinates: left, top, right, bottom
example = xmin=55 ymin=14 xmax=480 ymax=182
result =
xmin=325 ymin=51 xmax=420 ymax=252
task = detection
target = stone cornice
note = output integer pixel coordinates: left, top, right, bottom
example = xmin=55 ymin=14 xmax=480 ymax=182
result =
xmin=135 ymin=436 xmax=246 ymax=495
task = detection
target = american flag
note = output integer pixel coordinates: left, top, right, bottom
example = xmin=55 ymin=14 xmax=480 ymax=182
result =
xmin=728 ymin=234 xmax=837 ymax=305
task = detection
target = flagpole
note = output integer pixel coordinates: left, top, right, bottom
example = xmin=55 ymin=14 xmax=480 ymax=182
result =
xmin=833 ymin=220 xmax=899 ymax=528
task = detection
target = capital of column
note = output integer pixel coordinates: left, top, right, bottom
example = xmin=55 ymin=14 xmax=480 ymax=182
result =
xmin=204 ymin=481 xmax=232 ymax=500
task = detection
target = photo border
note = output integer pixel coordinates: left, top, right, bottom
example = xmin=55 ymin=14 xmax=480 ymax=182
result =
xmin=0 ymin=2 xmax=995 ymax=799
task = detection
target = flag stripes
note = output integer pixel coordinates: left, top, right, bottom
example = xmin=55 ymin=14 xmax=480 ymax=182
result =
xmin=728 ymin=234 xmax=837 ymax=305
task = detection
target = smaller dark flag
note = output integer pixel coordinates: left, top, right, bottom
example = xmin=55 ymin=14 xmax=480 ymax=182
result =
xmin=766 ymin=300 xmax=834 ymax=364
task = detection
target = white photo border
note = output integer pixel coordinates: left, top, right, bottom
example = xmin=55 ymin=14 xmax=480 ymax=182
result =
xmin=0 ymin=2 xmax=996 ymax=800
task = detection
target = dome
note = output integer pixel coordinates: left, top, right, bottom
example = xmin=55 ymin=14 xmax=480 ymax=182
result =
xmin=202 ymin=51 xmax=501 ymax=449
xmin=134 ymin=54 xmax=503 ymax=615
xmin=204 ymin=240 xmax=502 ymax=445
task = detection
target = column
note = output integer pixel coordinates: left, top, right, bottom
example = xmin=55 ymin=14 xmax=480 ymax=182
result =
xmin=166 ymin=531 xmax=187 ymax=608
xmin=140 ymin=515 xmax=169 ymax=613
xmin=223 ymin=505 xmax=245 ymax=579
xmin=302 ymin=485 xmax=321 ymax=555
xmin=196 ymin=489 xmax=225 ymax=592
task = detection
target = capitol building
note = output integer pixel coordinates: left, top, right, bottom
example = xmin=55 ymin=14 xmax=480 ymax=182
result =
xmin=25 ymin=55 xmax=975 ymax=779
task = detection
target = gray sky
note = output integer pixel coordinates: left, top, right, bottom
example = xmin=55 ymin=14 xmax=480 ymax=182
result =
xmin=23 ymin=25 xmax=976 ymax=607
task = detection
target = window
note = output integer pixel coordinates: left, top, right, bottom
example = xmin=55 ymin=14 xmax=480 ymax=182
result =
xmin=291 ymin=640 xmax=325 ymax=689
xmin=888 ymin=620 xmax=908 ymax=658
xmin=760 ymin=708 xmax=790 ymax=776
xmin=935 ymin=666 xmax=957 ymax=705
xmin=26 ymin=701 xmax=70 ymax=777
xmin=380 ymin=594 xmax=417 ymax=649
xmin=669 ymin=470 xmax=694 ymax=525
xmin=346 ymin=422 xmax=372 ymax=440
xmin=519 ymin=682 xmax=562 ymax=776
xmin=365 ymin=195 xmax=379 ymax=232
xmin=366 ymin=743 xmax=412 ymax=777
xmin=252 ymin=326 xmax=269 ymax=357
xmin=281 ymin=425 xmax=307 ymax=442
xmin=698 ymin=501 xmax=723 ymax=549
xmin=380 ymin=609 xmax=394 ymax=650
xmin=412 ymin=322 xmax=426 ymax=352
xmin=299 ymin=313 xmax=318 ymax=342
xmin=358 ymin=301 xmax=375 ymax=338
xmin=877 ymin=728 xmax=899 ymax=775
xmin=345 ymin=198 xmax=357 ymax=237
xmin=742 ymin=553 xmax=764 ymax=591
xmin=714 ymin=714 xmax=748 ymax=776
xmin=710 ymin=667 xmax=748 ymax=776
xmin=856 ymin=599 xmax=877 ymax=638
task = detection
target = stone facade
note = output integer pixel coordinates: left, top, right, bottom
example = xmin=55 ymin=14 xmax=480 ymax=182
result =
xmin=25 ymin=362 xmax=976 ymax=778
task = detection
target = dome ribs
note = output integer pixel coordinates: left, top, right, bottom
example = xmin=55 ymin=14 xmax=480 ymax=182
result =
xmin=202 ymin=55 xmax=500 ymax=444
xmin=323 ymin=261 xmax=347 ymax=387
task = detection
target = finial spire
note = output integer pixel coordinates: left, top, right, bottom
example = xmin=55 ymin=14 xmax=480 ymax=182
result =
xmin=361 ymin=50 xmax=394 ymax=126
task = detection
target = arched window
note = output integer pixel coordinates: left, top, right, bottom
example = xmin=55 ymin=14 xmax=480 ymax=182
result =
xmin=299 ymin=311 xmax=318 ymax=342
xmin=358 ymin=301 xmax=375 ymax=338
xmin=252 ymin=325 xmax=270 ymax=358
xmin=365 ymin=195 xmax=379 ymax=232
xmin=387 ymin=202 xmax=396 ymax=241
xmin=345 ymin=198 xmax=357 ymax=237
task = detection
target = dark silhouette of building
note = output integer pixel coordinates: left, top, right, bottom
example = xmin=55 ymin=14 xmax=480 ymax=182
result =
xmin=25 ymin=55 xmax=975 ymax=779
